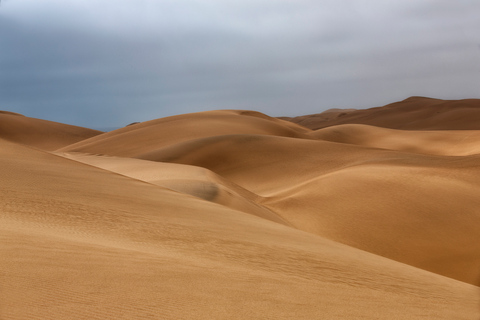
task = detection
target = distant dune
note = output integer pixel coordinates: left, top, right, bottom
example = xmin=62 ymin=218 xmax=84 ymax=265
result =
xmin=281 ymin=96 xmax=480 ymax=130
xmin=1 ymin=98 xmax=479 ymax=319
xmin=0 ymin=111 xmax=102 ymax=150
xmin=311 ymin=124 xmax=480 ymax=156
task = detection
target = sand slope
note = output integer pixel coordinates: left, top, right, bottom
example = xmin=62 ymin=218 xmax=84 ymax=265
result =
xmin=283 ymin=97 xmax=480 ymax=130
xmin=311 ymin=123 xmax=480 ymax=156
xmin=58 ymin=152 xmax=287 ymax=224
xmin=58 ymin=110 xmax=311 ymax=157
xmin=2 ymin=100 xmax=480 ymax=319
xmin=137 ymin=134 xmax=480 ymax=286
xmin=1 ymin=138 xmax=477 ymax=319
xmin=0 ymin=111 xmax=102 ymax=150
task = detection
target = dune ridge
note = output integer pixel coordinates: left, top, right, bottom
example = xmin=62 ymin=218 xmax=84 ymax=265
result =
xmin=282 ymin=96 xmax=480 ymax=130
xmin=58 ymin=152 xmax=288 ymax=225
xmin=311 ymin=123 xmax=480 ymax=156
xmin=1 ymin=97 xmax=480 ymax=319
xmin=0 ymin=111 xmax=102 ymax=150
xmin=58 ymin=110 xmax=311 ymax=157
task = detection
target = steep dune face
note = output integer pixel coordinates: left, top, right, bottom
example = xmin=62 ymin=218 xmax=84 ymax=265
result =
xmin=58 ymin=110 xmax=311 ymax=157
xmin=2 ymin=139 xmax=476 ymax=319
xmin=0 ymin=111 xmax=102 ymax=150
xmin=283 ymin=97 xmax=480 ymax=130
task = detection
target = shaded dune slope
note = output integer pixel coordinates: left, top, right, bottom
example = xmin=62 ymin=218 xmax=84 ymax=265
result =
xmin=139 ymin=133 xmax=480 ymax=285
xmin=311 ymin=123 xmax=480 ymax=156
xmin=2 ymin=139 xmax=477 ymax=319
xmin=283 ymin=97 xmax=480 ymax=130
xmin=59 ymin=152 xmax=287 ymax=225
xmin=0 ymin=111 xmax=102 ymax=150
xmin=58 ymin=110 xmax=311 ymax=157
xmin=55 ymin=105 xmax=480 ymax=286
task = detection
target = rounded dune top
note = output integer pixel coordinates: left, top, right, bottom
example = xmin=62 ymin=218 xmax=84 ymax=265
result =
xmin=284 ymin=97 xmax=480 ymax=130
xmin=0 ymin=110 xmax=25 ymax=116
xmin=0 ymin=111 xmax=102 ymax=150
xmin=58 ymin=109 xmax=313 ymax=157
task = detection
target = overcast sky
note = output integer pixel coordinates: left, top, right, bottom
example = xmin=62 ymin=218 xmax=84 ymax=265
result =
xmin=1 ymin=0 xmax=479 ymax=129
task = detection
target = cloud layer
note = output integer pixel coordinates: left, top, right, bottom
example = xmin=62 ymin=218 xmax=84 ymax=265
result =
xmin=1 ymin=0 xmax=479 ymax=128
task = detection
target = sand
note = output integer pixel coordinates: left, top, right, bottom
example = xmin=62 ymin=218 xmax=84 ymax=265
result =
xmin=0 ymin=111 xmax=102 ymax=150
xmin=1 ymin=98 xmax=479 ymax=319
xmin=283 ymin=96 xmax=480 ymax=130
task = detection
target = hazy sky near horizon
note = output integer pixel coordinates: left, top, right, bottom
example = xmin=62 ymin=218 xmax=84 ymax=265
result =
xmin=1 ymin=0 xmax=479 ymax=128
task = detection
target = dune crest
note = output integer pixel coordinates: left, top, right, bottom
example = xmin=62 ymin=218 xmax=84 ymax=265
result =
xmin=311 ymin=123 xmax=480 ymax=156
xmin=0 ymin=111 xmax=102 ymax=150
xmin=282 ymin=97 xmax=480 ymax=130
xmin=58 ymin=152 xmax=288 ymax=225
xmin=58 ymin=109 xmax=312 ymax=157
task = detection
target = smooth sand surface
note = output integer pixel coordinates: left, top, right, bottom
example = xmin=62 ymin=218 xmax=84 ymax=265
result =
xmin=139 ymin=134 xmax=480 ymax=285
xmin=58 ymin=152 xmax=287 ymax=224
xmin=0 ymin=111 xmax=102 ymax=150
xmin=58 ymin=110 xmax=311 ymax=157
xmin=311 ymin=123 xmax=480 ymax=156
xmin=1 ymin=98 xmax=480 ymax=319
xmin=283 ymin=96 xmax=480 ymax=130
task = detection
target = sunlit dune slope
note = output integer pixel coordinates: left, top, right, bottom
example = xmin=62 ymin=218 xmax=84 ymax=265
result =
xmin=311 ymin=123 xmax=480 ymax=156
xmin=0 ymin=110 xmax=102 ymax=150
xmin=282 ymin=97 xmax=480 ymax=130
xmin=140 ymin=134 xmax=480 ymax=285
xmin=2 ymin=139 xmax=477 ymax=319
xmin=59 ymin=152 xmax=287 ymax=224
xmin=58 ymin=110 xmax=311 ymax=157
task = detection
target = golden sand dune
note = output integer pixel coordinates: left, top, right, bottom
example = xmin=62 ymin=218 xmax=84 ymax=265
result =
xmin=137 ymin=133 xmax=480 ymax=285
xmin=2 ymin=98 xmax=480 ymax=319
xmin=58 ymin=110 xmax=311 ymax=157
xmin=0 ymin=138 xmax=477 ymax=319
xmin=312 ymin=123 xmax=480 ymax=156
xmin=59 ymin=152 xmax=287 ymax=224
xmin=0 ymin=111 xmax=102 ymax=150
xmin=283 ymin=97 xmax=480 ymax=130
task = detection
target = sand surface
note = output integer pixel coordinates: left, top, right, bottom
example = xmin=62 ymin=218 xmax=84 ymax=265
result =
xmin=0 ymin=111 xmax=102 ymax=150
xmin=283 ymin=96 xmax=480 ymax=130
xmin=1 ymin=98 xmax=479 ymax=319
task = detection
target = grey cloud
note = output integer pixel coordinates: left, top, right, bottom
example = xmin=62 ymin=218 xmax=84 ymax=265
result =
xmin=1 ymin=0 xmax=480 ymax=128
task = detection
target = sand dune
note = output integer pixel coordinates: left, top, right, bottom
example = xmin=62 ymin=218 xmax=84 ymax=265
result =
xmin=311 ymin=123 xmax=480 ymax=156
xmin=2 ymin=138 xmax=476 ymax=319
xmin=137 ymin=133 xmax=480 ymax=285
xmin=0 ymin=111 xmax=102 ymax=150
xmin=2 ymin=98 xmax=480 ymax=319
xmin=59 ymin=152 xmax=287 ymax=224
xmin=283 ymin=96 xmax=480 ymax=130
xmin=58 ymin=110 xmax=311 ymax=157
xmin=279 ymin=107 xmax=357 ymax=128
